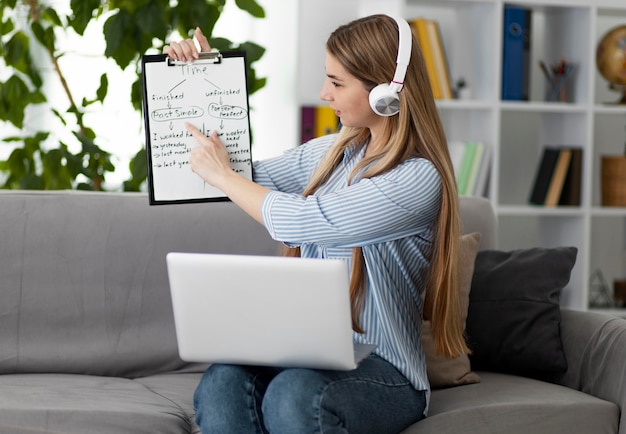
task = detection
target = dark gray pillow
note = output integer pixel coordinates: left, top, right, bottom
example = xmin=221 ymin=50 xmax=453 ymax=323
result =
xmin=466 ymin=246 xmax=577 ymax=377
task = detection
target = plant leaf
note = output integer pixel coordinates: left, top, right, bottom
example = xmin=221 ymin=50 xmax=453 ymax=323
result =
xmin=174 ymin=0 xmax=221 ymax=38
xmin=4 ymin=31 xmax=31 ymax=75
xmin=234 ymin=0 xmax=265 ymax=18
xmin=69 ymin=0 xmax=100 ymax=35
xmin=134 ymin=1 xmax=168 ymax=38
xmin=96 ymin=73 xmax=108 ymax=102
xmin=42 ymin=7 xmax=63 ymax=27
xmin=0 ymin=76 xmax=31 ymax=127
xmin=238 ymin=41 xmax=265 ymax=63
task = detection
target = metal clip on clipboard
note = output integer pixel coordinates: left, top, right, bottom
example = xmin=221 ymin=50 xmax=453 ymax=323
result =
xmin=167 ymin=51 xmax=222 ymax=66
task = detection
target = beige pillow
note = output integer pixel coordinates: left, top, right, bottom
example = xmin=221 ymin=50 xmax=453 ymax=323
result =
xmin=422 ymin=232 xmax=481 ymax=388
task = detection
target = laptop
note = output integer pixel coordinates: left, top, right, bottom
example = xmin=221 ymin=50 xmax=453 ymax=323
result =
xmin=166 ymin=252 xmax=376 ymax=370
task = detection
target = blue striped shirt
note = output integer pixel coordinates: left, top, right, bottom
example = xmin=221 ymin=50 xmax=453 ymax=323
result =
xmin=253 ymin=134 xmax=441 ymax=399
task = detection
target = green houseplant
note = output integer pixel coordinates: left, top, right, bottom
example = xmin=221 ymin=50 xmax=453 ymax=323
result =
xmin=0 ymin=0 xmax=265 ymax=191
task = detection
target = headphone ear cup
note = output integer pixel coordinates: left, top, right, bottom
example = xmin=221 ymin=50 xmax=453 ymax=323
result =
xmin=369 ymin=83 xmax=400 ymax=117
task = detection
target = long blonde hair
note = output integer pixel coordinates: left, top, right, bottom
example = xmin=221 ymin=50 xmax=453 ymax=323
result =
xmin=284 ymin=15 xmax=467 ymax=358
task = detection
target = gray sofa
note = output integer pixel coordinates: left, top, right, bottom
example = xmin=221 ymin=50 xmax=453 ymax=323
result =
xmin=0 ymin=190 xmax=624 ymax=434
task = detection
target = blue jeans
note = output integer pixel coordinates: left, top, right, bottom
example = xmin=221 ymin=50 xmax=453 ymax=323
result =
xmin=193 ymin=354 xmax=426 ymax=434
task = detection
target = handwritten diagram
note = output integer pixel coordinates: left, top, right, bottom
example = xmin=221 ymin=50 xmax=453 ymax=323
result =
xmin=142 ymin=53 xmax=252 ymax=203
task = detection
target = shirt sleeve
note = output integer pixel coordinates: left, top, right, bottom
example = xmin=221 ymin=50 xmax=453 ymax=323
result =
xmin=261 ymin=158 xmax=442 ymax=248
xmin=252 ymin=135 xmax=337 ymax=193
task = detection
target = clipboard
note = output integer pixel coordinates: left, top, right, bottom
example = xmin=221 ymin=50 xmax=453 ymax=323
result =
xmin=141 ymin=51 xmax=252 ymax=205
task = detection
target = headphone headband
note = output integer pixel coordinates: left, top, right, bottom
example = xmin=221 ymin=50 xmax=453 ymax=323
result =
xmin=389 ymin=15 xmax=412 ymax=92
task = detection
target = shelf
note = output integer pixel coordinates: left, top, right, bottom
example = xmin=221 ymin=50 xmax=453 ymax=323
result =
xmin=499 ymin=101 xmax=588 ymax=113
xmin=435 ymin=100 xmax=493 ymax=111
xmin=593 ymin=104 xmax=626 ymax=114
xmin=591 ymin=207 xmax=626 ymax=217
xmin=497 ymin=205 xmax=584 ymax=217
xmin=297 ymin=0 xmax=626 ymax=312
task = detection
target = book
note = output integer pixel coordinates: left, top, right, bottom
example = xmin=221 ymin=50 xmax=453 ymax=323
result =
xmin=412 ymin=18 xmax=442 ymax=99
xmin=448 ymin=140 xmax=467 ymax=180
xmin=472 ymin=144 xmax=491 ymax=197
xmin=558 ymin=147 xmax=583 ymax=206
xmin=457 ymin=142 xmax=478 ymax=196
xmin=465 ymin=142 xmax=485 ymax=195
xmin=502 ymin=5 xmax=532 ymax=100
xmin=314 ymin=106 xmax=339 ymax=138
xmin=449 ymin=141 xmax=490 ymax=196
xmin=544 ymin=148 xmax=572 ymax=206
xmin=529 ymin=147 xmax=561 ymax=205
xmin=299 ymin=105 xmax=339 ymax=145
xmin=425 ymin=19 xmax=453 ymax=99
xmin=300 ymin=106 xmax=316 ymax=144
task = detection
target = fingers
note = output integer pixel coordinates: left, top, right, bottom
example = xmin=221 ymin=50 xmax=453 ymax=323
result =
xmin=195 ymin=27 xmax=211 ymax=52
xmin=185 ymin=123 xmax=212 ymax=143
xmin=163 ymin=27 xmax=212 ymax=62
xmin=186 ymin=124 xmax=230 ymax=185
xmin=163 ymin=39 xmax=199 ymax=62
xmin=185 ymin=122 xmax=202 ymax=138
xmin=185 ymin=123 xmax=222 ymax=151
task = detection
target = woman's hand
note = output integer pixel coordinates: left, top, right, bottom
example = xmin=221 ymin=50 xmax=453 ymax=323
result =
xmin=163 ymin=27 xmax=211 ymax=62
xmin=187 ymin=123 xmax=232 ymax=190
xmin=186 ymin=122 xmax=269 ymax=225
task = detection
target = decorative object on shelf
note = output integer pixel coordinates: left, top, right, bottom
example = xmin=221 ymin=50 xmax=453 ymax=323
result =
xmin=454 ymin=78 xmax=471 ymax=100
xmin=589 ymin=268 xmax=615 ymax=308
xmin=539 ymin=59 xmax=576 ymax=102
xmin=595 ymin=24 xmax=626 ymax=105
xmin=600 ymin=120 xmax=626 ymax=207
xmin=601 ymin=156 xmax=626 ymax=206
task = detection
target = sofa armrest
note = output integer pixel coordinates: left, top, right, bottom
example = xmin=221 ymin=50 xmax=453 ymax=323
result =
xmin=556 ymin=308 xmax=626 ymax=433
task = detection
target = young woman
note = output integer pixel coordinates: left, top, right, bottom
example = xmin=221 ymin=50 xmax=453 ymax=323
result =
xmin=164 ymin=14 xmax=468 ymax=434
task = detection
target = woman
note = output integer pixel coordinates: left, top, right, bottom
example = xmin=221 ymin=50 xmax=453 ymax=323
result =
xmin=164 ymin=14 xmax=468 ymax=434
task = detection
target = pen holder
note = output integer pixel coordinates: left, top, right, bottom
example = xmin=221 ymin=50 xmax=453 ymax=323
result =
xmin=541 ymin=60 xmax=576 ymax=103
xmin=545 ymin=76 xmax=572 ymax=102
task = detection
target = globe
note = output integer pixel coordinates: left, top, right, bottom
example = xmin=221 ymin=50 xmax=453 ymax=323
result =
xmin=596 ymin=25 xmax=626 ymax=104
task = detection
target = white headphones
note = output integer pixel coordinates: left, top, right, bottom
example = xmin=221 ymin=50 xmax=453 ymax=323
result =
xmin=368 ymin=15 xmax=412 ymax=117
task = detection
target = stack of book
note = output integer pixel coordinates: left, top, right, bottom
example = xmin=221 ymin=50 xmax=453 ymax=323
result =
xmin=529 ymin=146 xmax=583 ymax=206
xmin=449 ymin=141 xmax=491 ymax=197
xmin=410 ymin=18 xmax=453 ymax=100
xmin=300 ymin=106 xmax=340 ymax=144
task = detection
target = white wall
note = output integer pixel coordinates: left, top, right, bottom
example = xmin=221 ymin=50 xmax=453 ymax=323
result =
xmin=216 ymin=1 xmax=299 ymax=161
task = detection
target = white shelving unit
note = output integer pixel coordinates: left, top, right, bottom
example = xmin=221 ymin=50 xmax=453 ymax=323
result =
xmin=297 ymin=0 xmax=626 ymax=312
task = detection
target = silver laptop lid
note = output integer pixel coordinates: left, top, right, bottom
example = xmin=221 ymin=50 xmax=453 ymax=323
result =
xmin=166 ymin=252 xmax=362 ymax=370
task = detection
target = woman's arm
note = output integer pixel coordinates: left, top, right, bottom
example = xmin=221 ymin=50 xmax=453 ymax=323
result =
xmin=263 ymin=159 xmax=443 ymax=247
xmin=253 ymin=135 xmax=336 ymax=192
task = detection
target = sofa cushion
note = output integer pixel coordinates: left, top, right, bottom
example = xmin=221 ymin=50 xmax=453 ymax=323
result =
xmin=0 ymin=373 xmax=198 ymax=434
xmin=0 ymin=192 xmax=277 ymax=378
xmin=466 ymin=247 xmax=577 ymax=376
xmin=422 ymin=232 xmax=481 ymax=388
xmin=135 ymin=372 xmax=205 ymax=434
xmin=400 ymin=372 xmax=619 ymax=434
